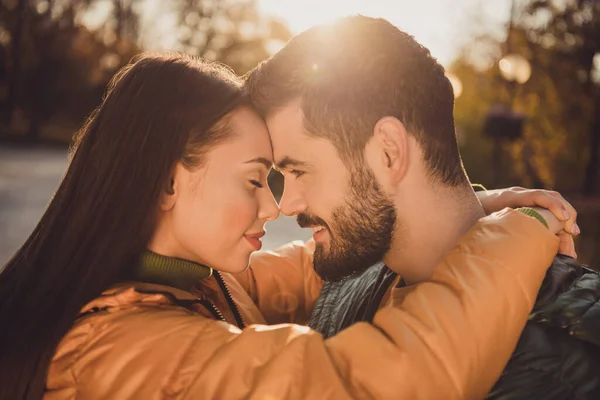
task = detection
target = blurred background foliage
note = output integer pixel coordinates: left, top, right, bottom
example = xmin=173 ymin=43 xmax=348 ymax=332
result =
xmin=0 ymin=0 xmax=598 ymax=264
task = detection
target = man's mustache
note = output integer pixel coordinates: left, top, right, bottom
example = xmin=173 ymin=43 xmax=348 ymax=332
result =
xmin=297 ymin=213 xmax=329 ymax=230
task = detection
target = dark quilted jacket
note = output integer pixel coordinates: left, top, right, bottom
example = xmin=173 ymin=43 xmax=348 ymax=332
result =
xmin=309 ymin=256 xmax=600 ymax=399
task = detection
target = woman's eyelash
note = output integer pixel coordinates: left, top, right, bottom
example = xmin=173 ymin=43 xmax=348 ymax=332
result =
xmin=249 ymin=180 xmax=263 ymax=189
xmin=290 ymin=170 xmax=304 ymax=177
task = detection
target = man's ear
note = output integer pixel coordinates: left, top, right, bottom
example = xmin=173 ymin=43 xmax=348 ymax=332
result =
xmin=365 ymin=116 xmax=410 ymax=186
xmin=159 ymin=163 xmax=185 ymax=211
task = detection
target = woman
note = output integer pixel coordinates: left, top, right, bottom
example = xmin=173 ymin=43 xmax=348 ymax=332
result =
xmin=0 ymin=53 xmax=566 ymax=400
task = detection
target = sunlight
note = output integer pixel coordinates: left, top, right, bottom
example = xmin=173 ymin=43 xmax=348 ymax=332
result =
xmin=79 ymin=0 xmax=514 ymax=68
xmin=258 ymin=0 xmax=366 ymax=32
xmin=258 ymin=0 xmax=512 ymax=66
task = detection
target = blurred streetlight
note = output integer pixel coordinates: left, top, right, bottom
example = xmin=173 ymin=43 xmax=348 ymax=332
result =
xmin=499 ymin=54 xmax=532 ymax=84
xmin=485 ymin=54 xmax=530 ymax=147
xmin=486 ymin=0 xmax=533 ymax=187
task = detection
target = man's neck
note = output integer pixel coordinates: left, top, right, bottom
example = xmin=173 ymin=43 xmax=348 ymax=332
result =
xmin=384 ymin=185 xmax=485 ymax=285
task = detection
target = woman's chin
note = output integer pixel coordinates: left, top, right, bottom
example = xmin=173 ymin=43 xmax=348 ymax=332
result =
xmin=215 ymin=257 xmax=251 ymax=275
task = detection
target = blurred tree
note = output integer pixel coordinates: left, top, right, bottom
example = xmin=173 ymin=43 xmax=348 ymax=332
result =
xmin=450 ymin=0 xmax=599 ymax=195
xmin=521 ymin=0 xmax=600 ymax=195
xmin=174 ymin=0 xmax=290 ymax=74
xmin=0 ymin=0 xmax=291 ymax=142
xmin=451 ymin=29 xmax=575 ymax=190
xmin=449 ymin=17 xmax=600 ymax=265
xmin=113 ymin=0 xmax=139 ymax=43
xmin=1 ymin=0 xmax=27 ymax=126
xmin=0 ymin=0 xmax=140 ymax=140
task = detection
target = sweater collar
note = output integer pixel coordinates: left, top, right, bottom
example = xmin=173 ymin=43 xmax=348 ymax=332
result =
xmin=132 ymin=251 xmax=213 ymax=292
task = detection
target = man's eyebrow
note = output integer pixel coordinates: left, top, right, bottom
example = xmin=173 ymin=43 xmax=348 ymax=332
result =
xmin=244 ymin=157 xmax=273 ymax=169
xmin=275 ymin=156 xmax=309 ymax=170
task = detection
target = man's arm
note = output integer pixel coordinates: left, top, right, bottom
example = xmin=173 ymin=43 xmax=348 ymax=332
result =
xmin=190 ymin=209 xmax=559 ymax=399
xmin=73 ymin=209 xmax=559 ymax=399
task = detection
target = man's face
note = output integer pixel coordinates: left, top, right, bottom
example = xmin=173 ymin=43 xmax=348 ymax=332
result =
xmin=266 ymin=101 xmax=397 ymax=281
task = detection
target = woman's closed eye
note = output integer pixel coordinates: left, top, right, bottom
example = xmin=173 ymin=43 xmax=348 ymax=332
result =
xmin=249 ymin=179 xmax=264 ymax=189
xmin=289 ymin=169 xmax=305 ymax=178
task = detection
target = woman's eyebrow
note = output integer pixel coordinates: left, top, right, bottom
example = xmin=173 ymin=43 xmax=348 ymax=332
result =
xmin=244 ymin=157 xmax=273 ymax=169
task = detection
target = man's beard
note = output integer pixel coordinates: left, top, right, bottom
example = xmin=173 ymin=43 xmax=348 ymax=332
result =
xmin=297 ymin=167 xmax=397 ymax=282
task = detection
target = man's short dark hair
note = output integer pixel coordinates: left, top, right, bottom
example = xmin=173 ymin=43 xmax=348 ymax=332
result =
xmin=245 ymin=15 xmax=468 ymax=186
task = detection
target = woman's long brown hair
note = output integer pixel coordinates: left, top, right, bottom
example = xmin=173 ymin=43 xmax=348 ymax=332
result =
xmin=0 ymin=53 xmax=247 ymax=399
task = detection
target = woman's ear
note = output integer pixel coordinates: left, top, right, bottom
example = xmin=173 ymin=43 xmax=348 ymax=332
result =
xmin=159 ymin=164 xmax=184 ymax=211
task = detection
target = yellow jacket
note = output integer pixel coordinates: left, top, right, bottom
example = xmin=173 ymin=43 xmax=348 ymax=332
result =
xmin=46 ymin=209 xmax=558 ymax=399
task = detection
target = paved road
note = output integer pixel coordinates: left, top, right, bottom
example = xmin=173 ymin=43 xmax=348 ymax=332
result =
xmin=0 ymin=145 xmax=311 ymax=266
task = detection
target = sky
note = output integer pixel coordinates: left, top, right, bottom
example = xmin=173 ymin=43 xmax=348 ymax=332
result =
xmin=257 ymin=0 xmax=513 ymax=65
xmin=81 ymin=0 xmax=516 ymax=67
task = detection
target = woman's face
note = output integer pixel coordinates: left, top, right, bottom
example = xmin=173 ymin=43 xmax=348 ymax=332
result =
xmin=152 ymin=106 xmax=280 ymax=273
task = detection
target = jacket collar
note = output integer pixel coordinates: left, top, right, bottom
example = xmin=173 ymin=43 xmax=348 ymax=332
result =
xmin=132 ymin=250 xmax=213 ymax=292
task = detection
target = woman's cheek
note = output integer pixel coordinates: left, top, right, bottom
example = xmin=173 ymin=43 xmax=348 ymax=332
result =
xmin=222 ymin=196 xmax=259 ymax=235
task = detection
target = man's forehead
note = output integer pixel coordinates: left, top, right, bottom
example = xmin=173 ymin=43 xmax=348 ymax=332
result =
xmin=265 ymin=103 xmax=305 ymax=139
xmin=265 ymin=100 xmax=341 ymax=170
xmin=269 ymin=129 xmax=328 ymax=170
xmin=266 ymin=103 xmax=310 ymax=160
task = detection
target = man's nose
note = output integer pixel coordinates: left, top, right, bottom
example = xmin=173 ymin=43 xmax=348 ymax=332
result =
xmin=278 ymin=183 xmax=307 ymax=217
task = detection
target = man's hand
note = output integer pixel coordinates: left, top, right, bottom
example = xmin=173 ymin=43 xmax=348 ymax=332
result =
xmin=528 ymin=207 xmax=577 ymax=259
xmin=477 ymin=187 xmax=580 ymax=236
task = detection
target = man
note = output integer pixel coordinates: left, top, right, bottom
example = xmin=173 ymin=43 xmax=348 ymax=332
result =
xmin=245 ymin=16 xmax=600 ymax=398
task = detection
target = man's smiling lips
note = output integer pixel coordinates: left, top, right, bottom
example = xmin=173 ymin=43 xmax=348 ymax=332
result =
xmin=309 ymin=226 xmax=327 ymax=240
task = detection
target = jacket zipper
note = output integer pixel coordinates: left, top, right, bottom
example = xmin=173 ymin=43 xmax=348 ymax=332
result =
xmin=204 ymin=301 xmax=226 ymax=322
xmin=135 ymin=288 xmax=227 ymax=323
xmin=214 ymin=271 xmax=246 ymax=329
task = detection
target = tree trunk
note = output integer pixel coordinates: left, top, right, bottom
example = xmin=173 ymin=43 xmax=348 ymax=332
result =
xmin=582 ymin=95 xmax=600 ymax=195
xmin=6 ymin=0 xmax=27 ymax=126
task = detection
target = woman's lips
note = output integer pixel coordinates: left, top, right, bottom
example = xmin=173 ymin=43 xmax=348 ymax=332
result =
xmin=244 ymin=231 xmax=265 ymax=251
